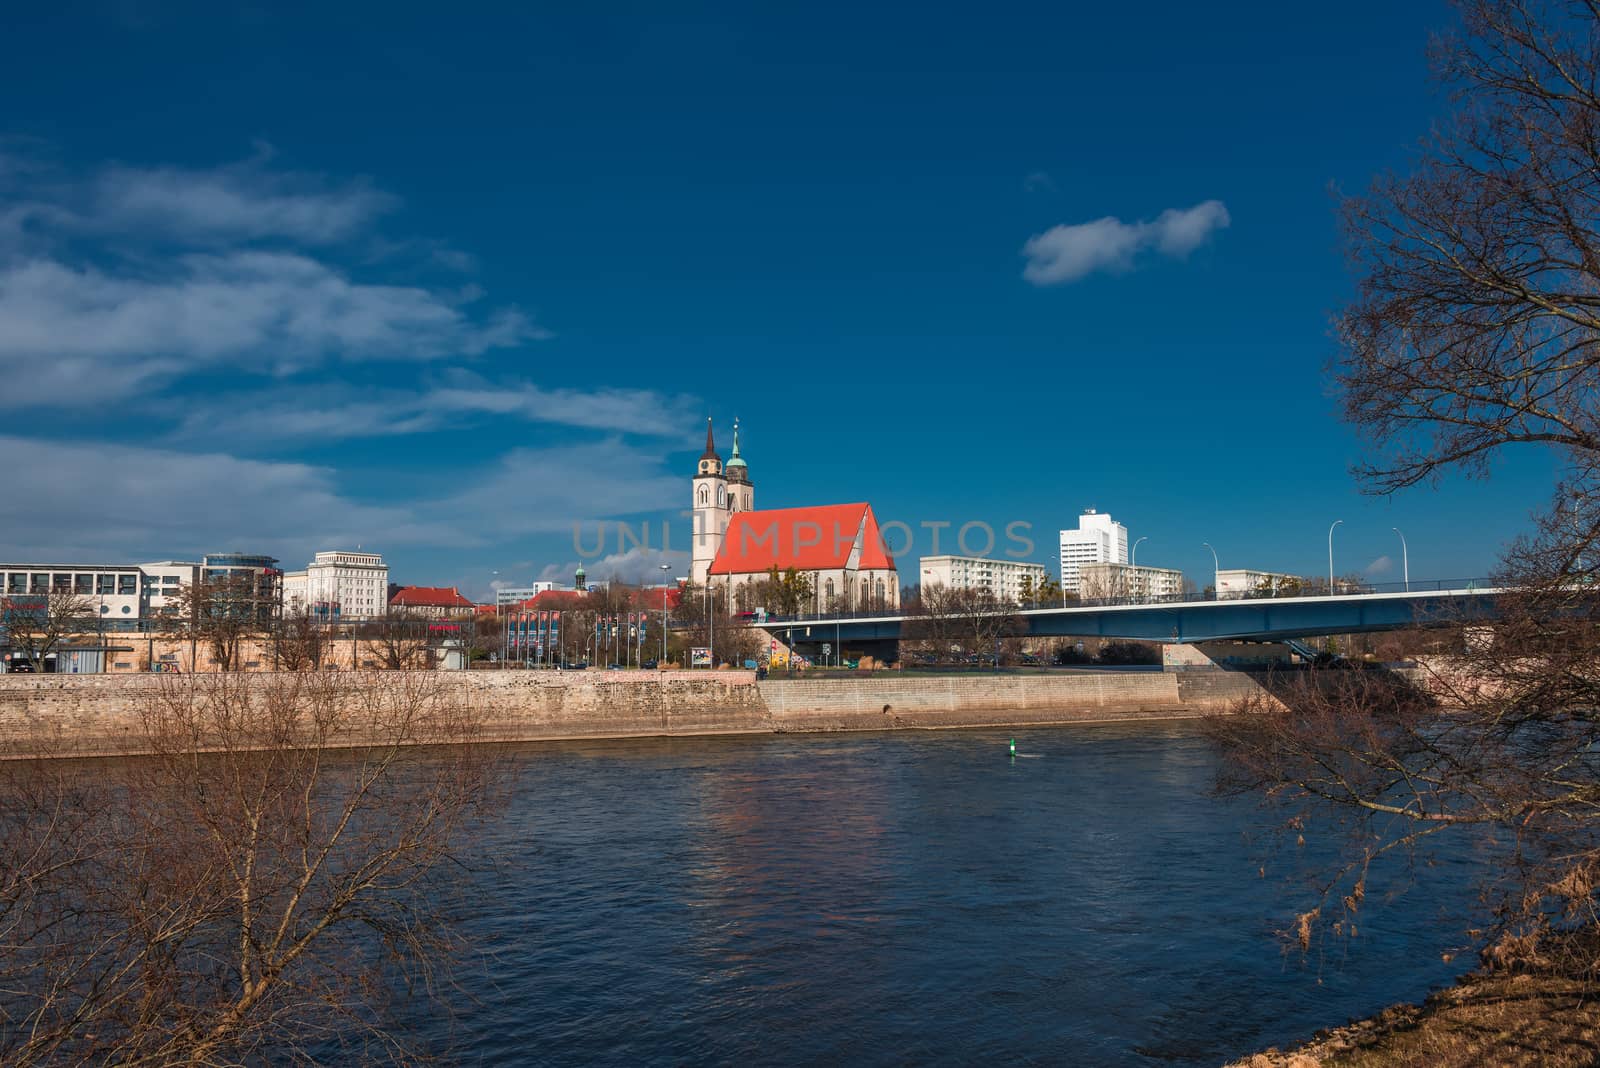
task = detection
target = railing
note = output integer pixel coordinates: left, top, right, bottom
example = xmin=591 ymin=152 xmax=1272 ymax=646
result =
xmin=749 ymin=578 xmax=1498 ymax=626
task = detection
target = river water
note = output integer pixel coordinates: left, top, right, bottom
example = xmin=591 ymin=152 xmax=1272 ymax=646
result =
xmin=428 ymin=723 xmax=1485 ymax=1065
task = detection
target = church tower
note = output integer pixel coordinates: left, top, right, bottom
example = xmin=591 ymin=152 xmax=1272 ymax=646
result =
xmin=724 ymin=418 xmax=754 ymax=513
xmin=691 ymin=418 xmax=729 ymax=586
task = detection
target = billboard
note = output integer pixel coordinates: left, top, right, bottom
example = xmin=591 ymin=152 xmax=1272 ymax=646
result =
xmin=690 ymin=647 xmax=712 ymax=668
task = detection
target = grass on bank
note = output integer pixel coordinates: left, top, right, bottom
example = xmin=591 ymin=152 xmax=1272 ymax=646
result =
xmin=1234 ymin=968 xmax=1600 ymax=1067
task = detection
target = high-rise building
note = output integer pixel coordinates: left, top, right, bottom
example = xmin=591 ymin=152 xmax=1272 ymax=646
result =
xmin=1058 ymin=510 xmax=1129 ymax=594
xmin=282 ymin=551 xmax=389 ymax=621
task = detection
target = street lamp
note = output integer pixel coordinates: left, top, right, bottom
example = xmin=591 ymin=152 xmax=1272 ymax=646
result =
xmin=1328 ymin=520 xmax=1343 ymax=593
xmin=1131 ymin=536 xmax=1147 ymax=567
xmin=1201 ymin=542 xmax=1219 ymax=598
xmin=1392 ymin=527 xmax=1409 ymax=592
xmin=660 ymin=562 xmax=671 ymax=666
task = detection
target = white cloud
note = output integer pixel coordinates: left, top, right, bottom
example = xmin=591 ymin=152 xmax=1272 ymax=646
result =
xmin=1023 ymin=171 xmax=1057 ymax=194
xmin=0 ymin=435 xmax=457 ymax=563
xmin=538 ymin=546 xmax=689 ymax=585
xmin=0 ymin=433 xmax=686 ymax=564
xmin=1364 ymin=554 xmax=1394 ymax=576
xmin=168 ymin=374 xmax=697 ymax=443
xmin=1021 ymin=199 xmax=1230 ymax=285
xmin=88 ymin=161 xmax=397 ymax=245
xmin=0 ymin=251 xmax=540 ymax=404
xmin=0 ymin=148 xmax=543 ymax=405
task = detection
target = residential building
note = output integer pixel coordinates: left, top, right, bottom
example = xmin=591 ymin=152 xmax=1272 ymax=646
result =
xmin=282 ymin=550 xmax=389 ymax=621
xmin=1077 ymin=562 xmax=1186 ymax=601
xmin=388 ymin=586 xmax=477 ymax=618
xmin=1216 ymin=568 xmax=1300 ymax=598
xmin=1058 ymin=509 xmax=1129 ymax=594
xmin=918 ymin=555 xmax=1049 ymax=605
xmin=495 ymin=581 xmax=566 ymax=607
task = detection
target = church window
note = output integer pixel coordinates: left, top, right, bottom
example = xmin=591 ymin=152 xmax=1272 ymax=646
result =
xmin=876 ymin=579 xmax=885 ymax=607
xmin=825 ymin=578 xmax=834 ymax=602
xmin=699 ymin=487 xmax=708 ymax=505
xmin=717 ymin=486 xmax=725 ymax=506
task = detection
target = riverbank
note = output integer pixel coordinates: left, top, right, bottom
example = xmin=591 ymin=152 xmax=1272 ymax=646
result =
xmin=0 ymin=668 xmax=1273 ymax=758
xmin=1232 ymin=967 xmax=1600 ymax=1067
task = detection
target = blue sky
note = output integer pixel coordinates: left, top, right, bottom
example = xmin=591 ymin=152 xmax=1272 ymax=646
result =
xmin=0 ymin=0 xmax=1558 ymax=597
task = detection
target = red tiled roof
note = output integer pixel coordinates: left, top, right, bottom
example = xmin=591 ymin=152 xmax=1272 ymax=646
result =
xmin=510 ymin=590 xmax=588 ymax=611
xmin=389 ymin=586 xmax=475 ymax=608
xmin=709 ymin=503 xmax=897 ymax=575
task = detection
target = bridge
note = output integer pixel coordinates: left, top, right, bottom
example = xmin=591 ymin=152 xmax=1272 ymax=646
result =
xmin=750 ymin=582 xmax=1503 ymax=661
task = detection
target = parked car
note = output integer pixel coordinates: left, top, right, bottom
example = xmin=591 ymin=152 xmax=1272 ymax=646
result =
xmin=641 ymin=659 xmax=659 ymax=670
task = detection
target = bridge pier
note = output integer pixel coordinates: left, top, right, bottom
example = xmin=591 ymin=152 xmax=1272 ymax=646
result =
xmin=1162 ymin=641 xmax=1295 ymax=670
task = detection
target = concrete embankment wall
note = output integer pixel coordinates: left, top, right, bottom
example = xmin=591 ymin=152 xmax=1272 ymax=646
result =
xmin=0 ymin=669 xmax=1269 ymax=758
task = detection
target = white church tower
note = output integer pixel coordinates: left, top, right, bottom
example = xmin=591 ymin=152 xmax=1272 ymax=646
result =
xmin=690 ymin=418 xmax=753 ymax=585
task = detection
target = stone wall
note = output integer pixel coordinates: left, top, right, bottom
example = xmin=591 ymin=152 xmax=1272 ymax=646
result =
xmin=0 ymin=668 xmax=1274 ymax=759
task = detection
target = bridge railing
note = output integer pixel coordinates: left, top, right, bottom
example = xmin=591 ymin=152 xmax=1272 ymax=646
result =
xmin=753 ymin=578 xmax=1496 ymax=625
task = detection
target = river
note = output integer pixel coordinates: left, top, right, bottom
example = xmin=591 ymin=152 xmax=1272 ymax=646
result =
xmin=423 ymin=722 xmax=1484 ymax=1065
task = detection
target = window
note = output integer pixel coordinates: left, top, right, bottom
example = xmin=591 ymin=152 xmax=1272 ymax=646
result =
xmin=699 ymin=487 xmax=708 ymax=505
xmin=5 ymin=574 xmax=22 ymax=594
xmin=74 ymin=574 xmax=93 ymax=594
xmin=52 ymin=574 xmax=71 ymax=593
xmin=97 ymin=574 xmax=115 ymax=594
xmin=31 ymin=574 xmax=48 ymax=593
xmin=119 ymin=575 xmax=136 ymax=594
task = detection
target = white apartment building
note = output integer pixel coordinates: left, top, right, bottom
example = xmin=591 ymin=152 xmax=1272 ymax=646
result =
xmin=496 ymin=582 xmax=566 ymax=606
xmin=1077 ymin=562 xmax=1186 ymax=601
xmin=1215 ymin=568 xmax=1299 ymax=598
xmin=919 ymin=555 xmax=1050 ymax=605
xmin=1058 ymin=509 xmax=1129 ymax=594
xmin=281 ymin=551 xmax=389 ymax=621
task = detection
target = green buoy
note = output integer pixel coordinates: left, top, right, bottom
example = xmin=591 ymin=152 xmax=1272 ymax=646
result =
xmin=1009 ymin=737 xmax=1016 ymax=756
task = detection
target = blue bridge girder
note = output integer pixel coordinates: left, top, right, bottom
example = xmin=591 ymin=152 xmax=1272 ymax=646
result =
xmin=753 ymin=588 xmax=1505 ymax=645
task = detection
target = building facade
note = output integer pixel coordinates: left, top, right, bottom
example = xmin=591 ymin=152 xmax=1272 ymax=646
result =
xmin=918 ymin=555 xmax=1049 ymax=605
xmin=1077 ymin=562 xmax=1186 ymax=601
xmin=690 ymin=418 xmax=754 ymax=585
xmin=282 ymin=550 xmax=389 ymax=621
xmin=1058 ymin=509 xmax=1129 ymax=593
xmin=496 ymin=581 xmax=567 ymax=607
xmin=708 ymin=502 xmax=900 ymax=614
xmin=1215 ymin=568 xmax=1300 ymax=598
xmin=388 ymin=586 xmax=477 ymax=618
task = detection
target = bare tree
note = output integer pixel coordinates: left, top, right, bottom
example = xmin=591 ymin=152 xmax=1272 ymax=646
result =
xmin=903 ymin=584 xmax=1023 ymax=662
xmin=1 ymin=589 xmax=94 ymax=672
xmin=275 ymin=612 xmax=328 ymax=671
xmin=0 ymin=670 xmax=504 ymax=1064
xmin=174 ymin=575 xmax=264 ymax=673
xmin=359 ymin=608 xmax=433 ymax=670
xmin=1213 ymin=0 xmax=1600 ymax=968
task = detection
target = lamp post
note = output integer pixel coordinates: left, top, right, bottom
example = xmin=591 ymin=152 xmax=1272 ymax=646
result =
xmin=1391 ymin=528 xmax=1409 ymax=591
xmin=660 ymin=562 xmax=671 ymax=666
xmin=1131 ymin=536 xmax=1148 ymax=603
xmin=1328 ymin=520 xmax=1343 ymax=593
xmin=1202 ymin=542 xmax=1219 ymax=598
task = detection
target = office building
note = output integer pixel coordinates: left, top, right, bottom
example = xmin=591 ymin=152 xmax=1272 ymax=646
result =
xmin=1059 ymin=509 xmax=1129 ymax=593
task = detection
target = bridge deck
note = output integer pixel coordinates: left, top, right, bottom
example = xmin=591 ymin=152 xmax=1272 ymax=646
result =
xmin=754 ymin=588 xmax=1503 ymax=644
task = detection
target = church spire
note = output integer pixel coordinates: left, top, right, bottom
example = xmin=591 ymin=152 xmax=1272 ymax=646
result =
xmin=699 ymin=417 xmax=720 ymax=462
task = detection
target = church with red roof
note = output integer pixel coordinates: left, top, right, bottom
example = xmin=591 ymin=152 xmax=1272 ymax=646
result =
xmin=691 ymin=420 xmax=898 ymax=614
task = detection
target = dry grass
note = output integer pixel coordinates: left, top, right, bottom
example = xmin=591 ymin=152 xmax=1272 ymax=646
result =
xmin=1231 ymin=973 xmax=1600 ymax=1068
